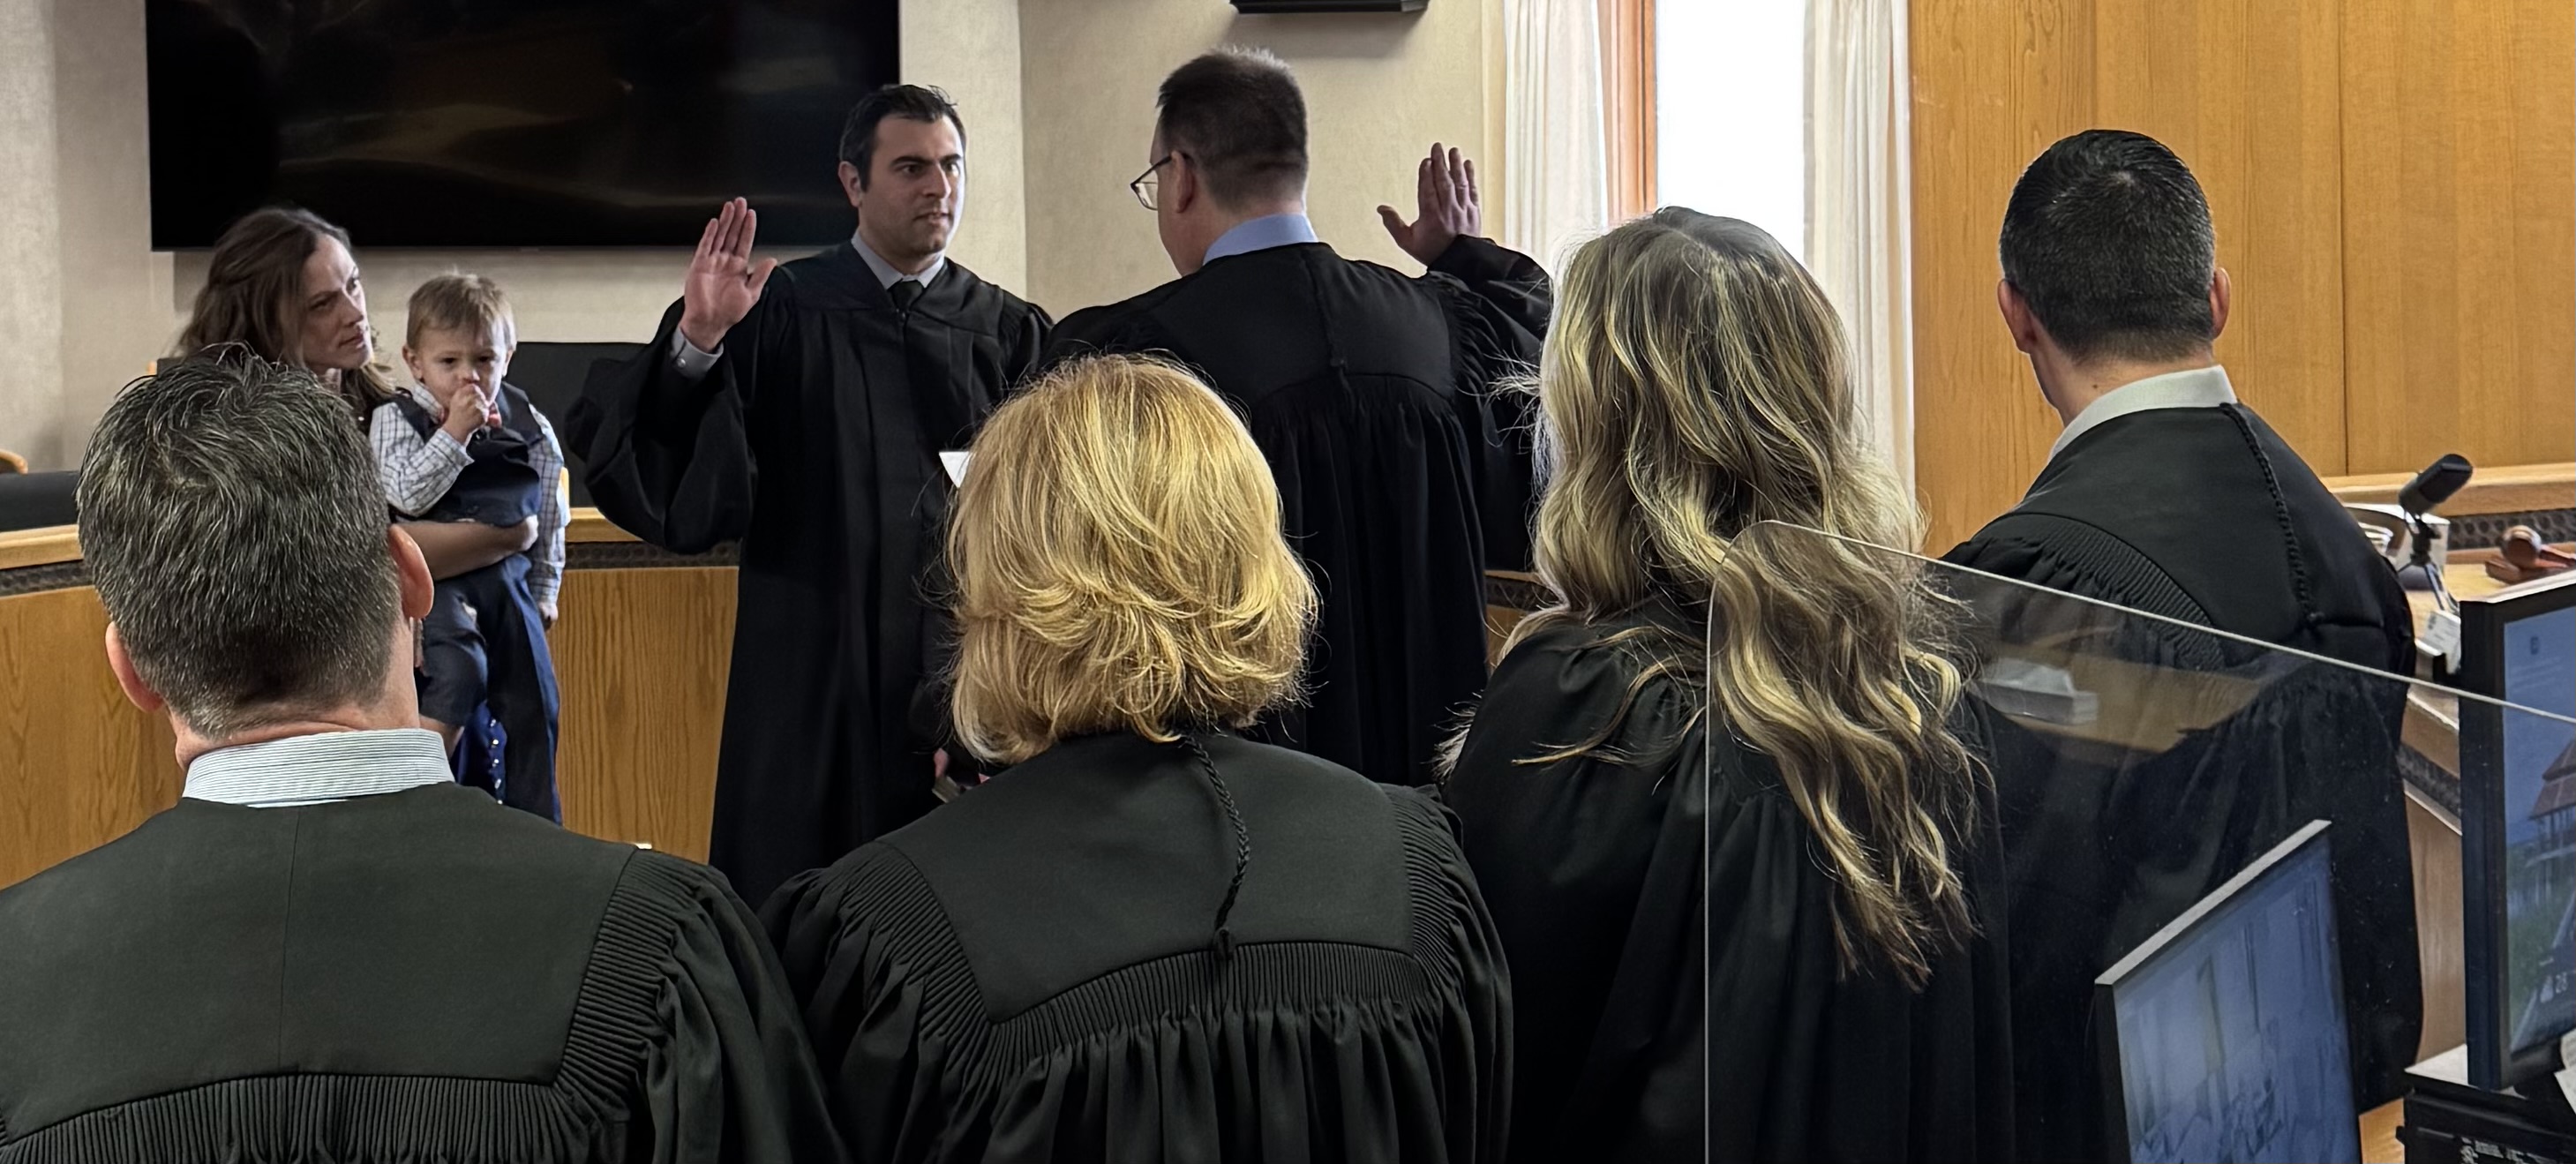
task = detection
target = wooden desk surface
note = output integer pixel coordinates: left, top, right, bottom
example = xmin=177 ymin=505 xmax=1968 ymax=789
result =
xmin=2362 ymin=1098 xmax=2403 ymax=1163
xmin=0 ymin=511 xmax=642 ymax=573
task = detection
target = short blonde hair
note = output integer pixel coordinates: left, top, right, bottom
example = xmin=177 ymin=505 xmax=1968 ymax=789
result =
xmin=404 ymin=272 xmax=515 ymax=350
xmin=946 ymin=354 xmax=1316 ymax=763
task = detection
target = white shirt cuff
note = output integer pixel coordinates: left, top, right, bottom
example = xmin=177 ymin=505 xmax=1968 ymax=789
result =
xmin=667 ymin=329 xmax=723 ymax=380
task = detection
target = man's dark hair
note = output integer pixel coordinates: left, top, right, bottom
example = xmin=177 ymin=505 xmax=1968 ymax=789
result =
xmin=1999 ymin=129 xmax=2217 ymax=364
xmin=837 ymin=85 xmax=965 ymax=189
xmin=79 ymin=354 xmax=400 ymax=737
xmin=1155 ymin=47 xmax=1308 ymax=207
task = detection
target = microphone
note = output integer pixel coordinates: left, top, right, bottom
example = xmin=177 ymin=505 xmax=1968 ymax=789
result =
xmin=2391 ymin=454 xmax=2475 ymax=641
xmin=2398 ymin=453 xmax=2474 ymax=516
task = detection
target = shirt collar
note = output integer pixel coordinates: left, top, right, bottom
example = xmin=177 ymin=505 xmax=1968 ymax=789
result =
xmin=852 ymin=230 xmax=945 ymax=291
xmin=1202 ymin=213 xmax=1321 ymax=267
xmin=2048 ymin=364 xmax=2238 ymax=461
xmin=184 ymin=728 xmax=457 ymax=808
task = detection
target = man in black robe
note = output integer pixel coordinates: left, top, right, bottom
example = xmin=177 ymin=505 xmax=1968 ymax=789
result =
xmin=1044 ymin=49 xmax=1550 ymax=785
xmin=0 ymin=356 xmax=839 ymax=1160
xmin=566 ymin=86 xmax=1050 ymax=904
xmin=1943 ymin=130 xmax=2419 ymax=1160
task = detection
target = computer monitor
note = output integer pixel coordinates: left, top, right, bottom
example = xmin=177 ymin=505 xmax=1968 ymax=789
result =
xmin=2096 ymin=820 xmax=2359 ymax=1164
xmin=2458 ymin=569 xmax=2576 ymax=1090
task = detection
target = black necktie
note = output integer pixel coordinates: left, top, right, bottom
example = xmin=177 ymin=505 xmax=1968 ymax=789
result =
xmin=889 ymin=279 xmax=923 ymax=313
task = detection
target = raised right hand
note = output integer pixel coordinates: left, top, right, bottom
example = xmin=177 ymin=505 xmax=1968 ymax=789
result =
xmin=1377 ymin=143 xmax=1483 ymax=267
xmin=679 ymin=198 xmax=778 ymax=353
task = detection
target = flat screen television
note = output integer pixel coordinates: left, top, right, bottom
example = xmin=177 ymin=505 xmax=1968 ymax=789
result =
xmin=2458 ymin=569 xmax=2576 ymax=1091
xmin=2094 ymin=819 xmax=2360 ymax=1164
xmin=145 ymin=0 xmax=898 ymax=248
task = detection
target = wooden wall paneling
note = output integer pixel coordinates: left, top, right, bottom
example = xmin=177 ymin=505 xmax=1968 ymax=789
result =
xmin=548 ymin=567 xmax=735 ymax=862
xmin=1914 ymin=0 xmax=2356 ymax=551
xmin=0 ymin=588 xmax=176 ymax=890
xmin=2337 ymin=0 xmax=2424 ymax=474
xmin=2087 ymin=0 xmax=2347 ymax=474
xmin=2343 ymin=0 xmax=2576 ymax=476
xmin=2509 ymin=0 xmax=2576 ymax=471
xmin=0 ymin=516 xmax=736 ymax=889
xmin=2437 ymin=0 xmax=2527 ymax=470
xmin=1909 ymin=0 xmax=2096 ymax=551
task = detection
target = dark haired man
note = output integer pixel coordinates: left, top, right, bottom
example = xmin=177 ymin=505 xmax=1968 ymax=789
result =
xmin=1948 ymin=130 xmax=2418 ymax=1161
xmin=1953 ymin=128 xmax=2409 ymax=671
xmin=567 ymin=85 xmax=1050 ymax=904
xmin=0 ymin=357 xmax=842 ymax=1159
xmin=1046 ymin=48 xmax=1551 ymax=786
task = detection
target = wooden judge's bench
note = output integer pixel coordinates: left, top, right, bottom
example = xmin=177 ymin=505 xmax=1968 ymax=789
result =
xmin=0 ymin=510 xmax=1551 ymax=888
xmin=1 ymin=469 xmax=2568 ymax=1162
xmin=0 ymin=511 xmax=735 ymax=884
xmin=0 ymin=465 xmax=2565 ymax=887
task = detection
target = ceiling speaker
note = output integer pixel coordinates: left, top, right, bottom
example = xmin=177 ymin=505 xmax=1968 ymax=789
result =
xmin=1231 ymin=0 xmax=1427 ymax=11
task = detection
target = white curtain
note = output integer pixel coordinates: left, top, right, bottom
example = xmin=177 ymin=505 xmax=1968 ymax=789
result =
xmin=1806 ymin=0 xmax=1916 ymax=494
xmin=1500 ymin=0 xmax=1609 ymax=274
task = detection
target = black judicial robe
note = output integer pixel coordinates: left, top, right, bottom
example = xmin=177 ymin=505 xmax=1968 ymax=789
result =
xmin=565 ymin=244 xmax=1049 ymax=905
xmin=1444 ymin=608 xmax=2018 ymax=1164
xmin=1945 ymin=402 xmax=2419 ymax=1162
xmin=762 ymin=730 xmax=1513 ymax=1164
xmin=1041 ymin=237 xmax=1550 ymax=785
xmin=0 ymin=783 xmax=842 ymax=1161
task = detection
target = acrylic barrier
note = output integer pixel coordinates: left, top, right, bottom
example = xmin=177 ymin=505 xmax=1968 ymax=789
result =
xmin=1710 ymin=522 xmax=2573 ymax=1164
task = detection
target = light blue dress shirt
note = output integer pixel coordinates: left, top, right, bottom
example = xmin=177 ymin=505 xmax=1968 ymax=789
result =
xmin=1201 ymin=213 xmax=1322 ymax=267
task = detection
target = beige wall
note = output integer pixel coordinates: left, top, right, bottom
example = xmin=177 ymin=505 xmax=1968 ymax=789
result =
xmin=4 ymin=0 xmax=1496 ymax=469
xmin=8 ymin=0 xmax=1028 ymax=469
xmin=0 ymin=0 xmax=70 ymax=467
xmin=916 ymin=0 xmax=1030 ymax=293
xmin=1017 ymin=1 xmax=1503 ymax=315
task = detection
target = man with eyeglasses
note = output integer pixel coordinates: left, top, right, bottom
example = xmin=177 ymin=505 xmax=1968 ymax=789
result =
xmin=565 ymin=85 xmax=1051 ymax=906
xmin=1046 ymin=47 xmax=1552 ymax=788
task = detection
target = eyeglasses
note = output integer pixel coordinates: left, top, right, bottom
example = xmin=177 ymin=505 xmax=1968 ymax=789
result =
xmin=1130 ymin=154 xmax=1178 ymax=211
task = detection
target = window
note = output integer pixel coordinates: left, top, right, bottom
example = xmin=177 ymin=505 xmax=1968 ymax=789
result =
xmin=1644 ymin=0 xmax=1810 ymax=259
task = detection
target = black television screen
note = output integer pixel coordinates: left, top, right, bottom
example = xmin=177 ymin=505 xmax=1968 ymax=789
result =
xmin=146 ymin=0 xmax=898 ymax=248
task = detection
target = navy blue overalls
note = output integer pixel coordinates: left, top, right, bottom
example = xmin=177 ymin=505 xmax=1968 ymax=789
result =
xmin=397 ymin=383 xmax=562 ymax=822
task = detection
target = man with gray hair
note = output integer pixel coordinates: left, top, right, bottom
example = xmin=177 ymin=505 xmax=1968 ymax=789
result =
xmin=0 ymin=356 xmax=844 ymax=1160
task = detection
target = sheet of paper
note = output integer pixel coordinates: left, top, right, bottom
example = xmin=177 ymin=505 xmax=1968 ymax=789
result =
xmin=2557 ymin=1029 xmax=2576 ymax=1110
xmin=940 ymin=451 xmax=972 ymax=488
xmin=2420 ymin=609 xmax=2462 ymax=660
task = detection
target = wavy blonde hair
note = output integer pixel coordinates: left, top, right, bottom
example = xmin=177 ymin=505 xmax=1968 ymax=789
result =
xmin=1514 ymin=209 xmax=1982 ymax=986
xmin=946 ymin=354 xmax=1318 ymax=764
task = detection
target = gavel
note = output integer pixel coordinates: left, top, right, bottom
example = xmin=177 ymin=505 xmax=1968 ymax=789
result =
xmin=2484 ymin=525 xmax=2576 ymax=585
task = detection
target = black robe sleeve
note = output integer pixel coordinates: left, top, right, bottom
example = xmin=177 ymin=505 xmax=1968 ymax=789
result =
xmin=761 ymin=847 xmax=950 ymax=1164
xmin=1420 ymin=237 xmax=1551 ymax=570
xmin=1035 ymin=298 xmax=1151 ymax=374
xmin=1003 ymin=297 xmax=1055 ymax=387
xmin=561 ymin=282 xmax=793 ymax=553
xmin=1442 ymin=640 xmax=1693 ymax=1161
xmin=1386 ymin=785 xmax=1518 ymax=1164
xmin=627 ymin=852 xmax=851 ymax=1163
